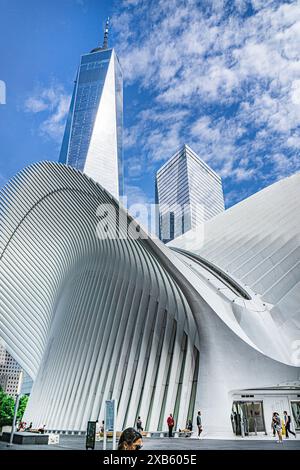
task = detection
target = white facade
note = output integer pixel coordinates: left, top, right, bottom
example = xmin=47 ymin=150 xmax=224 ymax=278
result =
xmin=83 ymin=51 xmax=120 ymax=197
xmin=231 ymin=386 xmax=300 ymax=435
xmin=156 ymin=144 xmax=224 ymax=242
xmin=0 ymin=162 xmax=299 ymax=436
xmin=169 ymin=171 xmax=300 ymax=435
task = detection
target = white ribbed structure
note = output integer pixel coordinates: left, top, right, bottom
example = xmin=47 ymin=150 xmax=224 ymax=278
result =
xmin=0 ymin=162 xmax=199 ymax=432
xmin=169 ymin=172 xmax=300 ymax=360
xmin=0 ymin=163 xmax=299 ymax=435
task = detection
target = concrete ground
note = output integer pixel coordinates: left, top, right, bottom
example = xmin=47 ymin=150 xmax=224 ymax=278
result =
xmin=1 ymin=435 xmax=300 ymax=450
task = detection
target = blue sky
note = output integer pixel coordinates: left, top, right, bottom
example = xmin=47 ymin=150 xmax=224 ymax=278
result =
xmin=1 ymin=0 xmax=300 ymax=210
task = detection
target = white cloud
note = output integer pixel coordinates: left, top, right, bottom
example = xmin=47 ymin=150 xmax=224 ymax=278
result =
xmin=122 ymin=0 xmax=140 ymax=5
xmin=123 ymin=126 xmax=139 ymax=149
xmin=272 ymin=152 xmax=300 ymax=179
xmin=24 ymin=84 xmax=70 ymax=142
xmin=114 ymin=0 xmax=300 ymax=206
xmin=191 ymin=116 xmax=221 ymax=142
xmin=291 ymin=79 xmax=300 ymax=105
xmin=24 ymin=97 xmax=49 ymax=113
xmin=126 ymin=155 xmax=143 ymax=178
xmin=125 ymin=183 xmax=150 ymax=207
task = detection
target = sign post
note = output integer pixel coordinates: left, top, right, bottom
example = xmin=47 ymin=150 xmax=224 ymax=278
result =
xmin=103 ymin=399 xmax=117 ymax=450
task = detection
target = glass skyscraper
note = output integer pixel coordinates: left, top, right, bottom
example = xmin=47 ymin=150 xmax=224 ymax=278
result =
xmin=156 ymin=144 xmax=225 ymax=243
xmin=59 ymin=21 xmax=123 ymax=199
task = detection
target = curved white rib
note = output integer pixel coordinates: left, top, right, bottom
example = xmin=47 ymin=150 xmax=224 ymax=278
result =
xmin=0 ymin=162 xmax=199 ymax=432
xmin=0 ymin=162 xmax=299 ymax=435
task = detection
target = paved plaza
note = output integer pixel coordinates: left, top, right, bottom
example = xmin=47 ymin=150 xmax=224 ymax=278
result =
xmin=1 ymin=435 xmax=300 ymax=451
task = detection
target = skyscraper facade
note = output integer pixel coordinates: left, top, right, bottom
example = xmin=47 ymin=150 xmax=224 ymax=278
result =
xmin=0 ymin=345 xmax=22 ymax=397
xmin=59 ymin=21 xmax=123 ymax=199
xmin=156 ymin=144 xmax=224 ymax=243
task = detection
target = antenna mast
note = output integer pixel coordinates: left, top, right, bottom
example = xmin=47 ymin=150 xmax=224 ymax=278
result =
xmin=103 ymin=17 xmax=109 ymax=49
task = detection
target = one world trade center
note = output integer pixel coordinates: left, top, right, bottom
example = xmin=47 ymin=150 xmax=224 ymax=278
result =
xmin=59 ymin=19 xmax=123 ymax=200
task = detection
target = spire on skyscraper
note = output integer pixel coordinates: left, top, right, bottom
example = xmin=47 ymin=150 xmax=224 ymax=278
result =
xmin=90 ymin=17 xmax=110 ymax=53
xmin=59 ymin=15 xmax=123 ymax=199
xmin=102 ymin=17 xmax=109 ymax=49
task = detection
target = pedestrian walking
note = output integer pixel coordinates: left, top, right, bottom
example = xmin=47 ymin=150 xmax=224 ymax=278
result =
xmin=136 ymin=416 xmax=143 ymax=432
xmin=284 ymin=411 xmax=296 ymax=438
xmin=271 ymin=414 xmax=276 ymax=437
xmin=196 ymin=411 xmax=202 ymax=438
xmin=100 ymin=420 xmax=104 ymax=434
xmin=98 ymin=420 xmax=105 ymax=441
xmin=272 ymin=412 xmax=283 ymax=444
xmin=167 ymin=414 xmax=175 ymax=438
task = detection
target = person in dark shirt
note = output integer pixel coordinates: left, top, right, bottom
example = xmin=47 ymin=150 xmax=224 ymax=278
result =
xmin=136 ymin=416 xmax=143 ymax=432
xmin=187 ymin=419 xmax=193 ymax=431
xmin=284 ymin=411 xmax=296 ymax=438
xmin=197 ymin=411 xmax=202 ymax=438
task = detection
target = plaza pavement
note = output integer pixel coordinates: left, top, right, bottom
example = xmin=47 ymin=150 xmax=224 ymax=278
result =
xmin=1 ymin=435 xmax=300 ymax=451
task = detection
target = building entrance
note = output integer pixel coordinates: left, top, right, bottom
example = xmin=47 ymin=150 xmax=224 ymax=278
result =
xmin=231 ymin=401 xmax=266 ymax=436
xmin=291 ymin=401 xmax=300 ymax=430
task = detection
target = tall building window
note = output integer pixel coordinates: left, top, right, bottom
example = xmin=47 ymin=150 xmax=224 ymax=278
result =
xmin=156 ymin=144 xmax=224 ymax=243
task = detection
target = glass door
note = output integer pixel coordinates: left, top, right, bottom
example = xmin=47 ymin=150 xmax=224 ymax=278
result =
xmin=291 ymin=402 xmax=300 ymax=430
xmin=232 ymin=401 xmax=266 ymax=436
